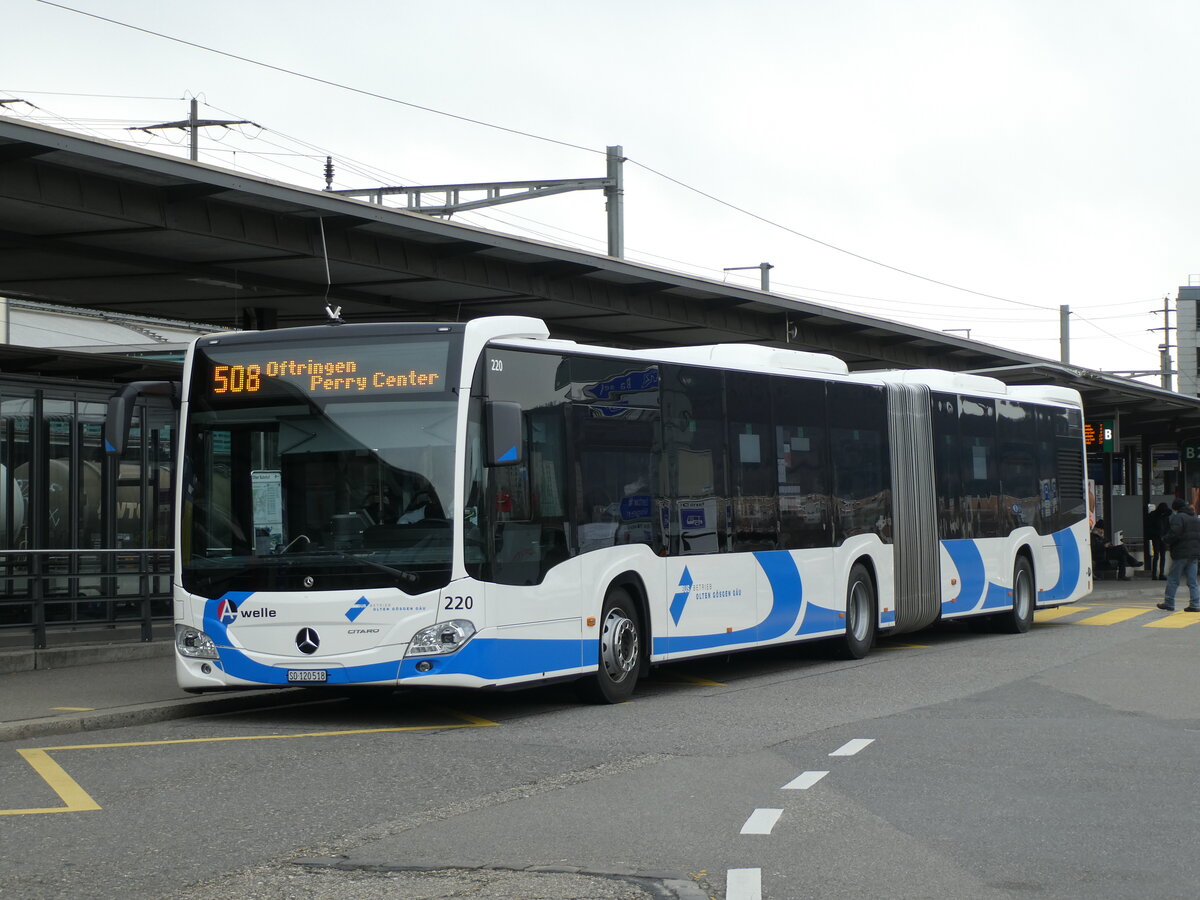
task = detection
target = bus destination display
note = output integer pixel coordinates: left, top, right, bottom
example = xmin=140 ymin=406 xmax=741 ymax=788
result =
xmin=200 ymin=340 xmax=452 ymax=400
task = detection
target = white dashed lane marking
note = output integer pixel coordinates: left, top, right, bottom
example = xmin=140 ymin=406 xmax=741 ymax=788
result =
xmin=781 ymin=770 xmax=829 ymax=790
xmin=740 ymin=808 xmax=783 ymax=835
xmin=829 ymin=738 xmax=874 ymax=756
xmin=726 ymin=867 xmax=763 ymax=900
xmin=728 ymin=739 xmax=876 ymax=896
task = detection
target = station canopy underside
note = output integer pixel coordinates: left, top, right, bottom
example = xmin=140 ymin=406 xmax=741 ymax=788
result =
xmin=1 ymin=117 xmax=1198 ymax=443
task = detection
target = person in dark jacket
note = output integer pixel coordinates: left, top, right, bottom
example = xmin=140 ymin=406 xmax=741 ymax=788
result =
xmin=1157 ymin=498 xmax=1200 ymax=612
xmin=1147 ymin=502 xmax=1172 ymax=580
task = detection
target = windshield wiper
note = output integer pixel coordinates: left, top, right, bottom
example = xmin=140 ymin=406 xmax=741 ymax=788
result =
xmin=285 ymin=549 xmax=419 ymax=585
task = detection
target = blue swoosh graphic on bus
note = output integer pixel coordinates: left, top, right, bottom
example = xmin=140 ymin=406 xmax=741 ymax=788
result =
xmin=201 ymin=594 xmax=591 ymax=685
xmin=942 ymin=540 xmax=987 ymax=614
xmin=1038 ymin=529 xmax=1082 ymax=602
xmin=202 ymin=594 xmax=402 ymax=685
xmin=654 ymin=550 xmax=839 ymax=654
xmin=942 ymin=526 xmax=1083 ymax=614
xmin=400 ymin=637 xmax=590 ymax=680
xmin=942 ymin=540 xmax=1012 ymax=612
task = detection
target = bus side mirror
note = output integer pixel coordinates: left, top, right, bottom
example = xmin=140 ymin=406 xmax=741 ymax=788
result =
xmin=105 ymin=380 xmax=178 ymax=454
xmin=485 ymin=401 xmax=524 ymax=467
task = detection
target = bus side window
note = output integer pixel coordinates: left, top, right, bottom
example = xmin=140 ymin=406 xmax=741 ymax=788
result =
xmin=727 ymin=372 xmax=777 ymax=553
xmin=998 ymin=400 xmax=1039 ymax=533
xmin=772 ymin=376 xmax=831 ymax=550
xmin=1052 ymin=408 xmax=1086 ymax=532
xmin=662 ymin=365 xmax=727 ymax=556
xmin=573 ymin=406 xmax=660 ymax=554
xmin=959 ymin=397 xmax=1001 ymax=539
xmin=931 ymin=392 xmax=963 ymax=540
xmin=828 ymin=383 xmax=891 ymax=543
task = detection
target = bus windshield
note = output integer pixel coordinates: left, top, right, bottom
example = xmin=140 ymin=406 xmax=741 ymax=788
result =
xmin=181 ymin=330 xmax=462 ymax=598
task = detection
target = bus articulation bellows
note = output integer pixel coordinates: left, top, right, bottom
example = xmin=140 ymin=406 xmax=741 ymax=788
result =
xmin=150 ymin=316 xmax=1090 ymax=702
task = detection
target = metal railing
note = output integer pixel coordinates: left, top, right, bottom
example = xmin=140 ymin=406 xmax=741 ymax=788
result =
xmin=0 ymin=549 xmax=173 ymax=650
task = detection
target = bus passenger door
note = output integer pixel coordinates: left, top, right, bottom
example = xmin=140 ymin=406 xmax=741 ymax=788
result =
xmin=473 ymin=399 xmax=580 ymax=646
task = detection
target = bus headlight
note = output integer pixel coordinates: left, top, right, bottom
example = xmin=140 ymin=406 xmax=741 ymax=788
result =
xmin=175 ymin=624 xmax=220 ymax=659
xmin=407 ymin=619 xmax=475 ymax=656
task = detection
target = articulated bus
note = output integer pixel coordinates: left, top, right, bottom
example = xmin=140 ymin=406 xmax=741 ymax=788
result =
xmin=154 ymin=316 xmax=1090 ymax=702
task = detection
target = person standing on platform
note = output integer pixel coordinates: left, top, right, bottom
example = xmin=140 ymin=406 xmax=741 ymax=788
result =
xmin=1157 ymin=499 xmax=1200 ymax=612
xmin=1147 ymin=502 xmax=1172 ymax=580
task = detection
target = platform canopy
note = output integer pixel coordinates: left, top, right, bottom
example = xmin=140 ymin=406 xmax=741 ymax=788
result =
xmin=1 ymin=116 xmax=1198 ymax=440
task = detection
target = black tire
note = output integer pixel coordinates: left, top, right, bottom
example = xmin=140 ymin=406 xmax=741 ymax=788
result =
xmin=576 ymin=586 xmax=642 ymax=704
xmin=836 ymin=563 xmax=876 ymax=659
xmin=997 ymin=555 xmax=1035 ymax=634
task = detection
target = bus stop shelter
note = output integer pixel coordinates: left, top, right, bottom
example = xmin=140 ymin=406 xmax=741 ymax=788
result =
xmin=2 ymin=116 xmax=1199 ymax=646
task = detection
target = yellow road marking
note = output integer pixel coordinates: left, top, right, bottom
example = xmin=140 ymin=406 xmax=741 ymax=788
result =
xmin=877 ymin=643 xmax=930 ymax=650
xmin=426 ymin=705 xmax=501 ymax=727
xmin=0 ymin=749 xmax=102 ymax=816
xmin=0 ymin=705 xmax=496 ymax=817
xmin=1075 ymin=607 xmax=1150 ymax=626
xmin=1034 ymin=606 xmax=1092 ymax=622
xmin=50 ymin=707 xmax=95 ymax=712
xmin=1145 ymin=612 xmax=1200 ymax=628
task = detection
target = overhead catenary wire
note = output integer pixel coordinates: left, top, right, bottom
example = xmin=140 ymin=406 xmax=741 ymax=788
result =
xmin=18 ymin=4 xmax=1173 ymax=374
xmin=2 ymin=88 xmax=182 ymax=101
xmin=34 ymin=0 xmax=600 ymax=156
xmin=2 ymin=89 xmax=1168 ymax=364
xmin=36 ymin=0 xmax=1068 ymax=318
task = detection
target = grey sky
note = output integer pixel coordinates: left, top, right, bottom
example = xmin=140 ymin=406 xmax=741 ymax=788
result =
xmin=6 ymin=0 xmax=1195 ymax=379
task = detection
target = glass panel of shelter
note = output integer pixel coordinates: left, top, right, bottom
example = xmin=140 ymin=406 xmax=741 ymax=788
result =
xmin=0 ymin=391 xmax=33 ymax=640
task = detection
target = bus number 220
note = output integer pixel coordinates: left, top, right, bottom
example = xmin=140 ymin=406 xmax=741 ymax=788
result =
xmin=444 ymin=595 xmax=474 ymax=610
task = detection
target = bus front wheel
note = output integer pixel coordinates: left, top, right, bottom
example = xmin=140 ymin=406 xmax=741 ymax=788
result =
xmin=997 ymin=556 xmax=1035 ymax=634
xmin=837 ymin=563 xmax=876 ymax=659
xmin=577 ymin=586 xmax=642 ymax=704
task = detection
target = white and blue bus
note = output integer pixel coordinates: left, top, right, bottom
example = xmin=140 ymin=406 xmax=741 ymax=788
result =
xmin=158 ymin=315 xmax=1090 ymax=701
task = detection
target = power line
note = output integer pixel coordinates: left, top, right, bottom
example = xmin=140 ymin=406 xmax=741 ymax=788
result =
xmin=625 ymin=157 xmax=1054 ymax=313
xmin=24 ymin=4 xmax=1172 ymax=341
xmin=34 ymin=0 xmax=600 ymax=156
xmin=1 ymin=88 xmax=182 ymax=101
xmin=36 ymin=0 xmax=1066 ymax=315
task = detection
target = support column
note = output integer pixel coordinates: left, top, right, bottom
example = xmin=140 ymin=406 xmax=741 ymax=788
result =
xmin=605 ymin=145 xmax=624 ymax=258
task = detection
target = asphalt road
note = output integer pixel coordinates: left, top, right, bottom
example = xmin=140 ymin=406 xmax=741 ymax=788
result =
xmin=3 ymin=594 xmax=1197 ymax=900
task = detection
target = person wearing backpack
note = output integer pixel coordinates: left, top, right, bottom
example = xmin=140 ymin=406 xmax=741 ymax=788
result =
xmin=1157 ymin=498 xmax=1200 ymax=612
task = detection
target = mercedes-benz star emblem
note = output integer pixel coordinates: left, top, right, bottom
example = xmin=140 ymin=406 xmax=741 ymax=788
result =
xmin=296 ymin=628 xmax=320 ymax=654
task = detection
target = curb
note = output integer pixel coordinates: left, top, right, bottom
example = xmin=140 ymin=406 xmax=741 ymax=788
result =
xmin=292 ymin=857 xmax=710 ymax=900
xmin=0 ymin=639 xmax=173 ymax=676
xmin=0 ymin=687 xmax=305 ymax=744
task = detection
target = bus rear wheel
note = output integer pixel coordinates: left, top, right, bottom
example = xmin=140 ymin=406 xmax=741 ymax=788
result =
xmin=997 ymin=556 xmax=1035 ymax=634
xmin=836 ymin=563 xmax=876 ymax=659
xmin=577 ymin=586 xmax=642 ymax=704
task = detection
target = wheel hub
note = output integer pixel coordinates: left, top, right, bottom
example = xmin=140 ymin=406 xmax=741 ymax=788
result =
xmin=601 ymin=610 xmax=638 ymax=682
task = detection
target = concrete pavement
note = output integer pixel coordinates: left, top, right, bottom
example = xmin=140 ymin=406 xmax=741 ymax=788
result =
xmin=0 ymin=574 xmax=1173 ymax=900
xmin=0 ymin=634 xmax=707 ymax=900
xmin=0 ymin=640 xmax=305 ymax=743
